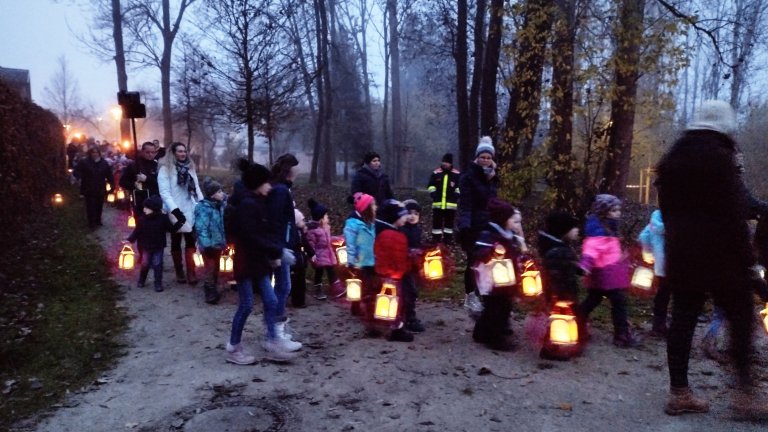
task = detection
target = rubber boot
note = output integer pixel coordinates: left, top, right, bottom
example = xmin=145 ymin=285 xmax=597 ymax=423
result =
xmin=184 ymin=249 xmax=198 ymax=285
xmin=313 ymin=283 xmax=327 ymax=300
xmin=171 ymin=250 xmax=186 ymax=283
xmin=204 ymin=282 xmax=220 ymax=305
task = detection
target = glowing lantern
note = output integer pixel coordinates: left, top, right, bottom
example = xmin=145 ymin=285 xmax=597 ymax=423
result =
xmin=105 ymin=183 xmax=111 ymax=192
xmin=219 ymin=247 xmax=234 ymax=272
xmin=423 ymin=249 xmax=444 ymax=280
xmin=118 ymin=245 xmax=136 ymax=270
xmin=332 ymin=237 xmax=347 ymax=265
xmin=760 ymin=304 xmax=768 ymax=335
xmin=487 ymin=244 xmax=516 ymax=287
xmin=540 ymin=301 xmax=582 ymax=360
xmin=346 ymin=278 xmax=362 ymax=301
xmin=193 ymin=251 xmax=205 ymax=268
xmin=52 ymin=193 xmax=64 ymax=205
xmin=642 ymin=251 xmax=654 ymax=264
xmin=374 ymin=280 xmax=399 ymax=321
xmin=107 ymin=192 xmax=116 ymax=203
xmin=520 ymin=259 xmax=543 ymax=297
xmin=631 ymin=266 xmax=654 ymax=292
xmin=127 ymin=215 xmax=136 ymax=227
xmin=116 ymin=189 xmax=126 ymax=200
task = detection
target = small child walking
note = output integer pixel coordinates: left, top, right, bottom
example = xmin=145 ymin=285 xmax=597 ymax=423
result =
xmin=578 ymin=194 xmax=641 ymax=348
xmin=538 ymin=211 xmax=582 ymax=305
xmin=306 ymin=198 xmax=341 ymax=300
xmin=638 ymin=209 xmax=671 ymax=337
xmin=400 ymin=199 xmax=425 ymax=332
xmin=194 ymin=179 xmax=227 ymax=305
xmin=126 ymin=195 xmax=176 ymax=292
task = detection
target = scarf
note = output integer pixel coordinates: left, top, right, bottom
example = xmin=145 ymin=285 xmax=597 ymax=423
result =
xmin=174 ymin=159 xmax=197 ymax=201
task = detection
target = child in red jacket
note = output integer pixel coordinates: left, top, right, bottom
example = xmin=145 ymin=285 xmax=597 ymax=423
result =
xmin=374 ymin=199 xmax=413 ymax=342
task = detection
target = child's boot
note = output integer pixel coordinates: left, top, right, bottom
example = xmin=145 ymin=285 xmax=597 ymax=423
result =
xmin=313 ymin=283 xmax=327 ymax=300
xmin=204 ymin=282 xmax=220 ymax=304
xmin=613 ymin=328 xmax=642 ymax=348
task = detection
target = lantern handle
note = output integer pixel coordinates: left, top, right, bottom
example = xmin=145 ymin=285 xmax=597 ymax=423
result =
xmin=121 ymin=244 xmax=134 ymax=253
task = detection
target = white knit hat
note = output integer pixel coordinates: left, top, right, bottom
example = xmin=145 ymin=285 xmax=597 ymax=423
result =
xmin=475 ymin=136 xmax=495 ymax=158
xmin=686 ymin=100 xmax=737 ymax=135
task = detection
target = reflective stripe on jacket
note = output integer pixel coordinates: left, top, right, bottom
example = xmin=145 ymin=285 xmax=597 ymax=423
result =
xmin=427 ymin=167 xmax=460 ymax=209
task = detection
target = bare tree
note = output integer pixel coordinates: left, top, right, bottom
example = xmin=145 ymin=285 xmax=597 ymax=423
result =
xmin=479 ymin=0 xmax=503 ymax=138
xmin=43 ymin=56 xmax=83 ymax=126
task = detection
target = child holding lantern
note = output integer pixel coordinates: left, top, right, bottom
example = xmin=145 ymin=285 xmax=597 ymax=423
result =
xmin=471 ymin=198 xmax=523 ymax=351
xmin=194 ymin=178 xmax=227 ymax=305
xmin=344 ymin=192 xmax=378 ymax=324
xmin=538 ymin=211 xmax=582 ymax=305
xmin=400 ymin=199 xmax=425 ymax=333
xmin=577 ymin=194 xmax=641 ymax=348
xmin=306 ymin=198 xmax=342 ymax=301
xmin=126 ymin=195 xmax=178 ymax=292
xmin=374 ymin=200 xmax=414 ymax=342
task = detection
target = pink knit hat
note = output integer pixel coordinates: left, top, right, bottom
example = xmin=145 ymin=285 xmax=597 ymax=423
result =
xmin=353 ymin=192 xmax=375 ymax=213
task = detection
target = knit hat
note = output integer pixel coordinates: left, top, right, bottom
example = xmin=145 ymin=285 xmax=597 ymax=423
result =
xmin=442 ymin=153 xmax=454 ymax=164
xmin=353 ymin=192 xmax=375 ymax=213
xmin=143 ymin=195 xmax=163 ymax=213
xmin=363 ymin=151 xmax=380 ymax=165
xmin=475 ymin=136 xmax=495 ymax=158
xmin=545 ymin=211 xmax=580 ymax=239
xmin=202 ymin=178 xmax=222 ymax=198
xmin=238 ymin=158 xmax=271 ymax=190
xmin=590 ymin=194 xmax=622 ymax=217
xmin=402 ymin=199 xmax=421 ymax=213
xmin=487 ymin=198 xmax=516 ymax=227
xmin=687 ymin=100 xmax=737 ymax=135
xmin=308 ymin=198 xmax=328 ymax=221
xmin=378 ymin=199 xmax=408 ymax=224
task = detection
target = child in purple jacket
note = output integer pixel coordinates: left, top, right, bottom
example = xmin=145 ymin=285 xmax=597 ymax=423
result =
xmin=577 ymin=194 xmax=641 ymax=348
xmin=306 ymin=199 xmax=342 ymax=300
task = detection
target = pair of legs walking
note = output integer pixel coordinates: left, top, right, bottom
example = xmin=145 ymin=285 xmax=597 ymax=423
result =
xmin=170 ymin=232 xmax=197 ymax=284
xmin=138 ymin=248 xmax=164 ymax=291
xmin=578 ymin=288 xmax=639 ymax=347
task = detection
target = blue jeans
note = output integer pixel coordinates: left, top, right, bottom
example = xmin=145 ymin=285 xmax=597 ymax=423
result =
xmin=229 ymin=276 xmax=270 ymax=345
xmin=138 ymin=248 xmax=164 ymax=288
xmin=273 ymin=262 xmax=292 ymax=322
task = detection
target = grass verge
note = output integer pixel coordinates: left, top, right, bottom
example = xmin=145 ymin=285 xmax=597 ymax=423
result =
xmin=0 ymin=187 xmax=128 ymax=431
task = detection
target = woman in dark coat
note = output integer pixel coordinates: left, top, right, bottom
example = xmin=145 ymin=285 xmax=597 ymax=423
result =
xmin=350 ymin=151 xmax=394 ymax=205
xmin=73 ymin=147 xmax=114 ymax=228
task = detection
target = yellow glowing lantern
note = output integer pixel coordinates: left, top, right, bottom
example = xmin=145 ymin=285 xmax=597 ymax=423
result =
xmin=116 ymin=189 xmax=126 ymax=200
xmin=193 ymin=251 xmax=205 ymax=268
xmin=118 ymin=245 xmax=136 ymax=270
xmin=107 ymin=192 xmax=116 ymax=203
xmin=127 ymin=215 xmax=136 ymax=227
xmin=346 ymin=278 xmax=362 ymax=301
xmin=219 ymin=247 xmax=234 ymax=272
xmin=548 ymin=301 xmax=579 ymax=345
xmin=631 ymin=266 xmax=654 ymax=292
xmin=423 ymin=249 xmax=444 ymax=280
xmin=52 ymin=193 xmax=64 ymax=205
xmin=520 ymin=259 xmax=543 ymax=297
xmin=374 ymin=280 xmax=399 ymax=321
xmin=105 ymin=183 xmax=111 ymax=192
xmin=642 ymin=251 xmax=654 ymax=264
xmin=760 ymin=304 xmax=768 ymax=335
xmin=332 ymin=237 xmax=347 ymax=265
xmin=487 ymin=244 xmax=517 ymax=287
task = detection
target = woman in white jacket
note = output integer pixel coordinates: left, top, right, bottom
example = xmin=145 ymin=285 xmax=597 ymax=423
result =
xmin=158 ymin=142 xmax=204 ymax=284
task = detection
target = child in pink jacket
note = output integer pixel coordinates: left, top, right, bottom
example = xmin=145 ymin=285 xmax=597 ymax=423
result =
xmin=306 ymin=199 xmax=342 ymax=299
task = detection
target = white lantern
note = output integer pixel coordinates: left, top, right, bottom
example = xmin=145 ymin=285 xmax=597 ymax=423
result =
xmin=346 ymin=278 xmax=362 ymax=301
xmin=631 ymin=266 xmax=654 ymax=291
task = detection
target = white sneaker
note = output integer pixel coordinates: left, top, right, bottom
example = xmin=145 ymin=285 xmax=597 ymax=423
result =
xmin=225 ymin=346 xmax=256 ymax=365
xmin=263 ymin=339 xmax=299 ymax=361
xmin=275 ymin=321 xmax=294 ymax=340
xmin=226 ymin=342 xmax=240 ymax=353
xmin=275 ymin=322 xmax=302 ymax=350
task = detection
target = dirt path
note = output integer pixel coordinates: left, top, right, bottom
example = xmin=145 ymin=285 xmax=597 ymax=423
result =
xmin=14 ymin=206 xmax=768 ymax=431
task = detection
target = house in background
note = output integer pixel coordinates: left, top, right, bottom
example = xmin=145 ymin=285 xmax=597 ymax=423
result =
xmin=0 ymin=66 xmax=31 ymax=101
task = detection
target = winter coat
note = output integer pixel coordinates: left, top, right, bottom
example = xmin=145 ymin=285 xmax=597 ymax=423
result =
xmin=73 ymin=157 xmax=114 ymax=196
xmin=230 ymin=188 xmax=282 ymax=281
xmin=343 ymin=211 xmax=376 ymax=268
xmin=580 ymin=215 xmax=630 ymax=290
xmin=374 ymin=222 xmax=410 ymax=280
xmin=351 ymin=165 xmax=394 ymax=205
xmin=119 ymin=157 xmax=159 ymax=196
xmin=538 ymin=230 xmax=583 ymax=302
xmin=157 ymin=164 xmax=204 ymax=233
xmin=401 ymin=222 xmax=423 ymax=249
xmin=473 ymin=222 xmax=523 ymax=295
xmin=638 ymin=210 xmax=666 ymax=277
xmin=194 ymin=198 xmax=226 ymax=250
xmin=457 ymin=162 xmax=498 ymax=236
xmin=306 ymin=221 xmax=337 ymax=267
xmin=427 ymin=167 xmax=461 ymax=209
xmin=127 ymin=212 xmax=173 ymax=251
xmin=266 ymin=181 xmax=298 ymax=249
xmin=656 ymin=129 xmax=755 ymax=290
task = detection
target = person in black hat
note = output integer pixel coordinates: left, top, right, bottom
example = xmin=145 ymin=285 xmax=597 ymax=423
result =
xmin=351 ymin=151 xmax=394 ymax=205
xmin=125 ymin=195 xmax=178 ymax=292
xmin=427 ymin=152 xmax=461 ymax=243
xmin=538 ymin=211 xmax=582 ymax=305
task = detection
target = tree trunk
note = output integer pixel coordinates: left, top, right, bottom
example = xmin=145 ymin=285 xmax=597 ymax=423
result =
xmin=387 ymin=0 xmax=405 ymax=186
xmin=455 ymin=0 xmax=470 ymax=170
xmin=319 ymin=0 xmax=334 ymax=185
xmin=112 ymin=0 xmax=130 ymax=146
xmin=468 ymin=0 xmax=487 ymax=156
xmin=382 ymin=7 xmax=390 ymax=175
xmin=600 ymin=0 xmax=645 ymax=198
xmin=161 ymin=0 xmax=173 ymax=146
xmin=479 ymin=0 xmax=503 ymax=138
xmin=311 ymin=0 xmax=324 ymax=183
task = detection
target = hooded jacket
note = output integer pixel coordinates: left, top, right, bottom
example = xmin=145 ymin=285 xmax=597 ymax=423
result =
xmin=538 ymin=230 xmax=583 ymax=302
xmin=638 ymin=210 xmax=666 ymax=277
xmin=231 ymin=188 xmax=282 ymax=280
xmin=306 ymin=220 xmax=337 ymax=267
xmin=374 ymin=221 xmax=410 ymax=280
xmin=580 ymin=215 xmax=630 ymax=290
xmin=343 ymin=211 xmax=376 ymax=268
xmin=194 ymin=198 xmax=226 ymax=250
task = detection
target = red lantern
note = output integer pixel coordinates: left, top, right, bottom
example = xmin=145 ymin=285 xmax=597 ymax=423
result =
xmin=118 ymin=245 xmax=136 ymax=270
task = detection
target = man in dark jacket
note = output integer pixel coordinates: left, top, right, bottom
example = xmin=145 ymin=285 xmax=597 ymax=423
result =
xmin=120 ymin=141 xmax=160 ymax=215
xmin=656 ymin=100 xmax=768 ymax=419
xmin=73 ymin=147 xmax=114 ymax=228
xmin=351 ymin=151 xmax=394 ymax=205
xmin=426 ymin=152 xmax=460 ymax=243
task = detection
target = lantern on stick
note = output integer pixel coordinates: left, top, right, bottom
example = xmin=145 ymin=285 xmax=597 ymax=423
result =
xmin=332 ymin=237 xmax=347 ymax=266
xmin=540 ymin=301 xmax=582 ymax=360
xmin=118 ymin=244 xmax=136 ymax=270
xmin=346 ymin=278 xmax=362 ymax=301
xmin=127 ymin=215 xmax=136 ymax=227
xmin=219 ymin=246 xmax=234 ymax=272
xmin=193 ymin=251 xmax=205 ymax=268
xmin=520 ymin=259 xmax=543 ymax=297
xmin=374 ymin=280 xmax=399 ymax=321
xmin=52 ymin=193 xmax=64 ymax=205
xmin=423 ymin=248 xmax=444 ymax=280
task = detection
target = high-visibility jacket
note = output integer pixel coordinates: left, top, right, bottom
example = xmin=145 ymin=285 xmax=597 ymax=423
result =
xmin=426 ymin=167 xmax=461 ymax=210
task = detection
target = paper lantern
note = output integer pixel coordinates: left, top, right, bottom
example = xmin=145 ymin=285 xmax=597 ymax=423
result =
xmin=346 ymin=278 xmax=362 ymax=301
xmin=488 ymin=245 xmax=517 ymax=287
xmin=193 ymin=251 xmax=205 ymax=268
xmin=219 ymin=247 xmax=234 ymax=272
xmin=105 ymin=183 xmax=111 ymax=192
xmin=520 ymin=259 xmax=543 ymax=297
xmin=374 ymin=280 xmax=399 ymax=321
xmin=540 ymin=301 xmax=582 ymax=360
xmin=127 ymin=215 xmax=136 ymax=227
xmin=642 ymin=251 xmax=654 ymax=264
xmin=116 ymin=189 xmax=126 ymax=200
xmin=107 ymin=192 xmax=116 ymax=203
xmin=631 ymin=266 xmax=654 ymax=291
xmin=331 ymin=237 xmax=347 ymax=265
xmin=52 ymin=193 xmax=64 ymax=205
xmin=423 ymin=248 xmax=444 ymax=280
xmin=118 ymin=245 xmax=135 ymax=270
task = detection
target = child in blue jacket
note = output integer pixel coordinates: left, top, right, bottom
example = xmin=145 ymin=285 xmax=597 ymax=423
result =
xmin=195 ymin=178 xmax=227 ymax=304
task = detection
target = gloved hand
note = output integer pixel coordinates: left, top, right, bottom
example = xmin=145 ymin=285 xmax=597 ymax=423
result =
xmin=171 ymin=208 xmax=186 ymax=225
xmin=172 ymin=221 xmax=185 ymax=233
xmin=281 ymin=248 xmax=296 ymax=267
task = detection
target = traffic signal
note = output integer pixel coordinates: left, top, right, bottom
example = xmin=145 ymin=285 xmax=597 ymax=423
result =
xmin=117 ymin=91 xmax=146 ymax=119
